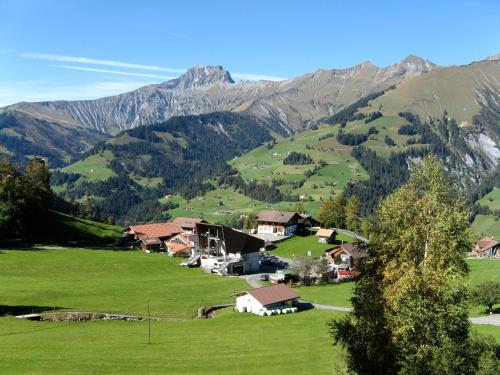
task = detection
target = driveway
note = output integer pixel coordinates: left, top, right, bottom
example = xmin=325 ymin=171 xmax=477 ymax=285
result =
xmin=469 ymin=314 xmax=500 ymax=326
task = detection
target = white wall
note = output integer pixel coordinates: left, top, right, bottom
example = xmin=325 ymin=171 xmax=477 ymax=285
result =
xmin=236 ymin=294 xmax=263 ymax=314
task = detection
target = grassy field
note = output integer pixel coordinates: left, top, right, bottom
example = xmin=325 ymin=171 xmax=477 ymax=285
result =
xmin=26 ymin=211 xmax=123 ymax=245
xmin=268 ymin=232 xmax=355 ymax=258
xmin=471 ymin=214 xmax=500 ymax=239
xmin=0 ymin=248 xmax=498 ymax=374
xmin=62 ymin=150 xmax=117 ymax=183
xmin=0 ymin=309 xmax=347 ymax=375
xmin=477 ymin=188 xmax=500 ymax=211
xmin=0 ymin=249 xmax=248 ymax=318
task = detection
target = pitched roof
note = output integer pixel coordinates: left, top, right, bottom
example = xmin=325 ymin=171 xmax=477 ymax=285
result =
xmin=168 ymin=242 xmax=192 ymax=253
xmin=316 ymin=228 xmax=335 ymax=237
xmin=257 ymin=210 xmax=300 ymax=224
xmin=196 ymin=223 xmax=264 ymax=254
xmin=327 ymin=243 xmax=369 ymax=259
xmin=247 ymin=284 xmax=300 ymax=306
xmin=140 ymin=237 xmax=162 ymax=245
xmin=171 ymin=217 xmax=207 ymax=229
xmin=128 ymin=222 xmax=182 ymax=239
xmin=475 ymin=237 xmax=500 ymax=252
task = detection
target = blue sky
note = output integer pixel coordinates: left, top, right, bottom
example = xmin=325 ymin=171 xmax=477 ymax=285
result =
xmin=0 ymin=0 xmax=499 ymax=106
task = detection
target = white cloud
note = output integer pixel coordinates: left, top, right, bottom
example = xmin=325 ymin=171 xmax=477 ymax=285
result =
xmin=0 ymin=80 xmax=155 ymax=107
xmin=19 ymin=52 xmax=186 ymax=73
xmin=53 ymin=65 xmax=176 ymax=80
xmin=232 ymin=72 xmax=288 ymax=81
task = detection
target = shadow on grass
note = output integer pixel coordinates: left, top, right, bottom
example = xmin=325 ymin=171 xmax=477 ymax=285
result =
xmin=0 ymin=305 xmax=67 ymax=317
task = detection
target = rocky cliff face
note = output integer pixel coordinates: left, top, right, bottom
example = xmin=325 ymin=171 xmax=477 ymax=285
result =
xmin=1 ymin=56 xmax=437 ymax=136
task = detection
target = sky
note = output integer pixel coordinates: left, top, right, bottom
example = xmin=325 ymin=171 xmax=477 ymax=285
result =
xmin=0 ymin=0 xmax=499 ymax=107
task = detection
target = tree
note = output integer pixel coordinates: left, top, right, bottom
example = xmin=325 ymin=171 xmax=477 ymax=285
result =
xmin=318 ymin=193 xmax=345 ymax=229
xmin=243 ymin=213 xmax=257 ymax=231
xmin=472 ymin=281 xmax=500 ymax=315
xmin=293 ymin=201 xmax=305 ymax=214
xmin=330 ymin=156 xmax=497 ymax=374
xmin=345 ymin=196 xmax=361 ymax=231
xmin=289 ymin=256 xmax=328 ymax=285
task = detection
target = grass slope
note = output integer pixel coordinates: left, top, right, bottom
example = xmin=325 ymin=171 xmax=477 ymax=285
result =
xmin=477 ymin=188 xmax=500 ymax=211
xmin=62 ymin=150 xmax=116 ymax=183
xmin=0 ymin=248 xmax=248 ymax=318
xmin=471 ymin=214 xmax=500 ymax=239
xmin=29 ymin=211 xmax=123 ymax=245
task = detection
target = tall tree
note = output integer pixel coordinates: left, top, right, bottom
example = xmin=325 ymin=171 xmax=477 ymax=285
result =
xmin=318 ymin=193 xmax=345 ymax=228
xmin=345 ymin=195 xmax=361 ymax=231
xmin=330 ymin=156 xmax=499 ymax=374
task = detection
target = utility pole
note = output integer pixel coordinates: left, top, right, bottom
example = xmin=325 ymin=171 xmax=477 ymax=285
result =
xmin=147 ymin=298 xmax=151 ymax=345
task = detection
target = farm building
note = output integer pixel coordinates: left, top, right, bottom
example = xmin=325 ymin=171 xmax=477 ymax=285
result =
xmin=125 ymin=222 xmax=183 ymax=252
xmin=236 ymin=284 xmax=300 ymax=315
xmin=300 ymin=214 xmax=321 ymax=228
xmin=165 ymin=233 xmax=199 ymax=257
xmin=256 ymin=210 xmax=302 ymax=236
xmin=315 ymin=228 xmax=336 ymax=244
xmin=196 ymin=223 xmax=264 ymax=275
xmin=170 ymin=217 xmax=207 ymax=233
xmin=325 ymin=243 xmax=368 ymax=279
xmin=473 ymin=237 xmax=499 ymax=257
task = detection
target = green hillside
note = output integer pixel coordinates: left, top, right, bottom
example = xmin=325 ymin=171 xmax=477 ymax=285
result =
xmin=372 ymin=60 xmax=500 ymax=126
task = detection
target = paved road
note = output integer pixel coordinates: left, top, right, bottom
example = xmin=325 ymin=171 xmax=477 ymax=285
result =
xmin=469 ymin=315 xmax=500 ymax=326
xmin=240 ymin=272 xmax=500 ymax=326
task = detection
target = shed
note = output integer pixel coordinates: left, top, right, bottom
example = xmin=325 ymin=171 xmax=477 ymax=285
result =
xmin=315 ymin=228 xmax=336 ymax=244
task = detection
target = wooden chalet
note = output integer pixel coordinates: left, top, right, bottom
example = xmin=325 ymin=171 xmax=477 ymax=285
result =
xmin=170 ymin=217 xmax=207 ymax=233
xmin=315 ymin=228 xmax=336 ymax=244
xmin=125 ymin=222 xmax=182 ymax=252
xmin=473 ymin=237 xmax=499 ymax=258
xmin=256 ymin=210 xmax=302 ymax=236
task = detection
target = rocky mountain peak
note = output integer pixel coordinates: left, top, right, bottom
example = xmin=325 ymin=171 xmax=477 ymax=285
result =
xmin=171 ymin=65 xmax=234 ymax=90
xmin=486 ymin=53 xmax=500 ymax=61
xmin=398 ymin=55 xmax=437 ymax=73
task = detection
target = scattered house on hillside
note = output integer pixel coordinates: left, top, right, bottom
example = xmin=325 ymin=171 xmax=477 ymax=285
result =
xmin=196 ymin=223 xmax=264 ymax=275
xmin=236 ymin=283 xmax=300 ymax=315
xmin=300 ymin=214 xmax=321 ymax=228
xmin=170 ymin=217 xmax=207 ymax=233
xmin=256 ymin=210 xmax=302 ymax=236
xmin=125 ymin=222 xmax=182 ymax=252
xmin=325 ymin=243 xmax=368 ymax=279
xmin=165 ymin=232 xmax=199 ymax=258
xmin=473 ymin=237 xmax=499 ymax=257
xmin=315 ymin=228 xmax=337 ymax=244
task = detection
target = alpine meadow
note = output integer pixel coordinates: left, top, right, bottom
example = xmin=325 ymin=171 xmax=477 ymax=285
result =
xmin=1 ymin=1 xmax=499 ymax=374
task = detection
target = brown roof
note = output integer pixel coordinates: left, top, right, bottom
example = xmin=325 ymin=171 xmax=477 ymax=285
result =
xmin=196 ymin=223 xmax=264 ymax=254
xmin=171 ymin=217 xmax=207 ymax=229
xmin=247 ymin=284 xmax=300 ymax=306
xmin=257 ymin=210 xmax=300 ymax=224
xmin=140 ymin=237 xmax=162 ymax=245
xmin=316 ymin=228 xmax=335 ymax=237
xmin=475 ymin=237 xmax=500 ymax=252
xmin=168 ymin=242 xmax=192 ymax=253
xmin=327 ymin=243 xmax=368 ymax=259
xmin=128 ymin=222 xmax=182 ymax=239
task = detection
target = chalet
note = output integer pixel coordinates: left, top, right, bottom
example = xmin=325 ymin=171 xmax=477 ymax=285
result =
xmin=125 ymin=222 xmax=182 ymax=252
xmin=165 ymin=233 xmax=199 ymax=258
xmin=236 ymin=284 xmax=300 ymax=315
xmin=325 ymin=243 xmax=368 ymax=279
xmin=256 ymin=210 xmax=302 ymax=236
xmin=315 ymin=228 xmax=336 ymax=244
xmin=473 ymin=237 xmax=499 ymax=258
xmin=196 ymin=223 xmax=264 ymax=275
xmin=300 ymin=214 xmax=321 ymax=228
xmin=170 ymin=217 xmax=207 ymax=233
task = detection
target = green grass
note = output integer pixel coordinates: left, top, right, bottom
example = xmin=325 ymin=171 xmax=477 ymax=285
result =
xmin=294 ymin=282 xmax=354 ymax=307
xmin=62 ymin=150 xmax=117 ymax=183
xmin=471 ymin=214 xmax=500 ymax=239
xmin=477 ymin=188 xmax=500 ymax=211
xmin=0 ymin=309 xmax=348 ymax=375
xmin=29 ymin=211 xmax=123 ymax=245
xmin=268 ymin=233 xmax=355 ymax=258
xmin=0 ymin=249 xmax=248 ymax=318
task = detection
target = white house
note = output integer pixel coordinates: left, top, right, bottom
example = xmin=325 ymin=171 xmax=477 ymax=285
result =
xmin=236 ymin=284 xmax=300 ymax=315
xmin=196 ymin=223 xmax=264 ymax=275
xmin=256 ymin=211 xmax=302 ymax=236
